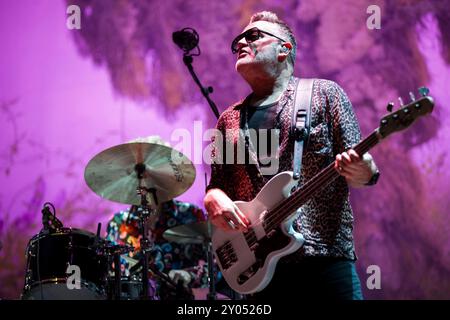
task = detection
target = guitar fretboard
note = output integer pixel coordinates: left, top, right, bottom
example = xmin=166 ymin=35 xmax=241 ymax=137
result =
xmin=262 ymin=130 xmax=380 ymax=231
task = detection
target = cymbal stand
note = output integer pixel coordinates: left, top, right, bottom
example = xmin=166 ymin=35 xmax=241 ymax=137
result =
xmin=135 ymin=163 xmax=158 ymax=300
xmin=203 ymin=173 xmax=217 ymax=300
xmin=113 ymin=248 xmax=122 ymax=300
xmin=205 ymin=220 xmax=217 ymax=300
xmin=97 ymin=240 xmax=134 ymax=300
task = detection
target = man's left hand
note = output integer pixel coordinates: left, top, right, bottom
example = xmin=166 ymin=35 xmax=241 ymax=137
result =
xmin=335 ymin=149 xmax=377 ymax=187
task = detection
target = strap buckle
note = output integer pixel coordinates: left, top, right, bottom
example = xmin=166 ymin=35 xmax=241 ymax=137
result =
xmin=294 ymin=127 xmax=307 ymax=141
xmin=293 ymin=110 xmax=308 ymax=141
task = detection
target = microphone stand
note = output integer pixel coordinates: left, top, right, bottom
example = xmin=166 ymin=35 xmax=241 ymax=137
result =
xmin=182 ymin=54 xmax=220 ymax=120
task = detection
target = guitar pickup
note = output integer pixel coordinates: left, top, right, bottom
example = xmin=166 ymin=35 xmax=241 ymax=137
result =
xmin=216 ymin=241 xmax=237 ymax=270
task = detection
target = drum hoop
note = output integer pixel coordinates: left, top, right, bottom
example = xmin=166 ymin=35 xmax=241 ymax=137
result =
xmin=28 ymin=228 xmax=98 ymax=243
xmin=23 ymin=277 xmax=106 ymax=296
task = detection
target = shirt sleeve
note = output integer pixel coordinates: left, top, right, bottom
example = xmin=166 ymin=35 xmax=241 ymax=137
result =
xmin=326 ymin=81 xmax=362 ymax=154
xmin=205 ymin=114 xmax=227 ymax=193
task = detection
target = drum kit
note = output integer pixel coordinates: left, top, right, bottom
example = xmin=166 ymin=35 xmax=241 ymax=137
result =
xmin=21 ymin=141 xmax=224 ymax=300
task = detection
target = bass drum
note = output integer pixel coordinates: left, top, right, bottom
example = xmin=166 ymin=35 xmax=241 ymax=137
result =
xmin=22 ymin=228 xmax=108 ymax=300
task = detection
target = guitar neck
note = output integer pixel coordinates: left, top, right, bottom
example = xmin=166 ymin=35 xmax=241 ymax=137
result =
xmin=264 ymin=130 xmax=381 ymax=229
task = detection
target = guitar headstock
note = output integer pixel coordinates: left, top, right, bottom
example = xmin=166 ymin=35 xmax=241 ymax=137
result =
xmin=378 ymin=87 xmax=434 ymax=139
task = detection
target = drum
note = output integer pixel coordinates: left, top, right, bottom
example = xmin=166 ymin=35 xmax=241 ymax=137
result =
xmin=22 ymin=228 xmax=108 ymax=300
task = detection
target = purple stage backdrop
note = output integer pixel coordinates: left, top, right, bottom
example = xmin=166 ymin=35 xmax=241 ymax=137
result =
xmin=0 ymin=0 xmax=449 ymax=299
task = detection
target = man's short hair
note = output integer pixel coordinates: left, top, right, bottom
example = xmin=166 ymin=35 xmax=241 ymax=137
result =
xmin=249 ymin=11 xmax=297 ymax=67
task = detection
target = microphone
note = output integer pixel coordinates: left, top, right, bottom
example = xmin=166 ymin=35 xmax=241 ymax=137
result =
xmin=172 ymin=28 xmax=199 ymax=54
xmin=41 ymin=203 xmax=63 ymax=231
xmin=172 ymin=26 xmax=219 ymax=119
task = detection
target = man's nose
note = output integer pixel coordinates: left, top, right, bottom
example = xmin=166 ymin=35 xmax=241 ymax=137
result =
xmin=236 ymin=37 xmax=248 ymax=51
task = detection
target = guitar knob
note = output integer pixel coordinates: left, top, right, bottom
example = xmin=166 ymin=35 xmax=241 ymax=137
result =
xmin=409 ymin=91 xmax=416 ymax=101
xmin=398 ymin=97 xmax=404 ymax=106
xmin=386 ymin=102 xmax=394 ymax=113
xmin=418 ymin=87 xmax=430 ymax=97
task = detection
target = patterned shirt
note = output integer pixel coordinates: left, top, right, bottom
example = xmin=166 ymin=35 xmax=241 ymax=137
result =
xmin=106 ymin=200 xmax=210 ymax=289
xmin=206 ymin=77 xmax=361 ymax=260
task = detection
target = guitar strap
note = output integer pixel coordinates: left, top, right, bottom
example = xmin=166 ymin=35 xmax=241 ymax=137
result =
xmin=292 ymin=78 xmax=315 ymax=180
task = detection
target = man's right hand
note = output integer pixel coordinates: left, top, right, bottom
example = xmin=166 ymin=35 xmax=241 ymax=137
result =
xmin=203 ymin=189 xmax=250 ymax=232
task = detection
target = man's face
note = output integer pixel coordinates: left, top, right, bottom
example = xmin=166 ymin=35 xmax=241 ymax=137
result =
xmin=234 ymin=21 xmax=285 ymax=75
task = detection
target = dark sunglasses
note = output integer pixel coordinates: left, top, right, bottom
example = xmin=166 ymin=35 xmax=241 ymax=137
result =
xmin=231 ymin=27 xmax=288 ymax=54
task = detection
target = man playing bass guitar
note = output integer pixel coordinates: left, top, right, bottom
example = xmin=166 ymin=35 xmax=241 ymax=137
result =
xmin=204 ymin=11 xmax=379 ymax=300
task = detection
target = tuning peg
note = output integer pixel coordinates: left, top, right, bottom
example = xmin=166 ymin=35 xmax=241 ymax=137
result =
xmin=386 ymin=102 xmax=394 ymax=113
xmin=398 ymin=97 xmax=404 ymax=106
xmin=418 ymin=87 xmax=430 ymax=97
xmin=409 ymin=91 xmax=416 ymax=101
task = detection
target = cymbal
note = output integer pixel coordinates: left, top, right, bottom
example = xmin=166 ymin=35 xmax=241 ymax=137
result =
xmin=84 ymin=142 xmax=196 ymax=205
xmin=163 ymin=221 xmax=210 ymax=245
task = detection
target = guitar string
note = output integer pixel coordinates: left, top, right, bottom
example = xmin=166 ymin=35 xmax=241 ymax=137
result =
xmin=217 ymin=133 xmax=378 ymax=263
xmin=261 ymin=132 xmax=378 ymax=232
xmin=217 ymin=133 xmax=379 ymax=260
xmin=217 ymin=98 xmax=433 ymax=263
xmin=217 ymin=132 xmax=379 ymax=262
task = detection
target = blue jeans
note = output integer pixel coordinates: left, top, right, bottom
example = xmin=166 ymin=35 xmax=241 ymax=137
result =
xmin=250 ymin=256 xmax=363 ymax=300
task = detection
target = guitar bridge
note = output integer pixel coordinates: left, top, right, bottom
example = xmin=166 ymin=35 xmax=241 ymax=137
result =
xmin=237 ymin=260 xmax=262 ymax=285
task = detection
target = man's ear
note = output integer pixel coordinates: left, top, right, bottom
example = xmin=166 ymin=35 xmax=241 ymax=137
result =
xmin=278 ymin=42 xmax=293 ymax=61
